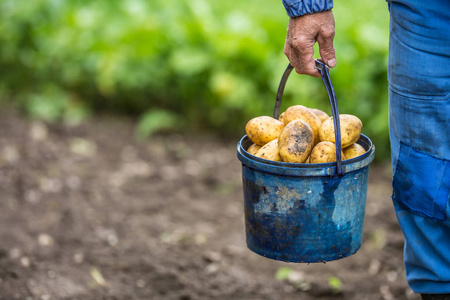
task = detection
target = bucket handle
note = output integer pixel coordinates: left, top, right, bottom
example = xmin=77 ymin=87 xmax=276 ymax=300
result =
xmin=273 ymin=61 xmax=343 ymax=175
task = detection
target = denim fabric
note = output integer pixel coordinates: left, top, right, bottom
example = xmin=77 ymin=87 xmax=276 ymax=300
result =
xmin=388 ymin=0 xmax=450 ymax=100
xmin=392 ymin=142 xmax=449 ymax=222
xmin=388 ymin=0 xmax=450 ymax=294
xmin=282 ymin=0 xmax=333 ymax=17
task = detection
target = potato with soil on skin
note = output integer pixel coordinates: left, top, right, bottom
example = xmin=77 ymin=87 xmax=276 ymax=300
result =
xmin=343 ymin=143 xmax=366 ymax=160
xmin=247 ymin=143 xmax=262 ymax=155
xmin=310 ymin=108 xmax=330 ymax=123
xmin=310 ymin=141 xmax=346 ymax=163
xmin=254 ymin=139 xmax=281 ymax=162
xmin=282 ymin=105 xmax=322 ymax=145
xmin=319 ymin=114 xmax=363 ymax=148
xmin=278 ymin=120 xmax=314 ymax=163
xmin=245 ymin=116 xmax=285 ymax=146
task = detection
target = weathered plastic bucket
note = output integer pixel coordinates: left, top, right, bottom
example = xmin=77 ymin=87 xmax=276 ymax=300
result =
xmin=237 ymin=61 xmax=375 ymax=263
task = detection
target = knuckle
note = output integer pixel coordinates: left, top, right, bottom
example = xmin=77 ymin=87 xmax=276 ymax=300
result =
xmin=289 ymin=35 xmax=309 ymax=49
xmin=295 ymin=68 xmax=305 ymax=75
xmin=320 ymin=27 xmax=335 ymax=39
xmin=294 ymin=64 xmax=311 ymax=75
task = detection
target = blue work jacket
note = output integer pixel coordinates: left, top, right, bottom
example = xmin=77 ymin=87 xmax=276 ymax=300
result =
xmin=282 ymin=0 xmax=333 ymax=17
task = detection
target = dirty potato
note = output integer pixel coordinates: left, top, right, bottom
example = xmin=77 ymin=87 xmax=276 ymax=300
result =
xmin=283 ymin=105 xmax=322 ymax=145
xmin=310 ymin=141 xmax=346 ymax=163
xmin=245 ymin=116 xmax=285 ymax=146
xmin=278 ymin=120 xmax=314 ymax=163
xmin=310 ymin=108 xmax=330 ymax=123
xmin=254 ymin=139 xmax=281 ymax=162
xmin=319 ymin=114 xmax=363 ymax=148
xmin=343 ymin=143 xmax=366 ymax=160
xmin=247 ymin=143 xmax=262 ymax=155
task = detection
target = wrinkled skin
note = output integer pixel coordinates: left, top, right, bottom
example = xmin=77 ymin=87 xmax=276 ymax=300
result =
xmin=284 ymin=10 xmax=336 ymax=77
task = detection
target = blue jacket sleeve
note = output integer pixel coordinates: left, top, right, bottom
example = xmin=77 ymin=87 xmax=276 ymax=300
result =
xmin=282 ymin=0 xmax=333 ymax=17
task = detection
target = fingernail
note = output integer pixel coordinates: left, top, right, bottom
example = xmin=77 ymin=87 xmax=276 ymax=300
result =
xmin=327 ymin=58 xmax=336 ymax=68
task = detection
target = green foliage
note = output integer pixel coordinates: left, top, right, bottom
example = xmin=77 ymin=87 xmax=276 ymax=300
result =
xmin=275 ymin=267 xmax=292 ymax=281
xmin=328 ymin=276 xmax=343 ymax=293
xmin=0 ymin=0 xmax=390 ymax=159
xmin=135 ymin=109 xmax=179 ymax=138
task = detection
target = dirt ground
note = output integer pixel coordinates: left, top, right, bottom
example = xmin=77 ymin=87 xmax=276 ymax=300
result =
xmin=0 ymin=111 xmax=421 ymax=300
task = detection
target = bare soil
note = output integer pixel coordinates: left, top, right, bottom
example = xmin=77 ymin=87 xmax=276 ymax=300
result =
xmin=0 ymin=112 xmax=420 ymax=300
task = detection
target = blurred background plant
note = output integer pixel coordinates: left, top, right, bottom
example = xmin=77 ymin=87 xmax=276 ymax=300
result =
xmin=0 ymin=0 xmax=390 ymax=160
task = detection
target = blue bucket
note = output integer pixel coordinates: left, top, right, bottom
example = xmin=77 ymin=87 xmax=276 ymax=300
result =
xmin=237 ymin=61 xmax=375 ymax=263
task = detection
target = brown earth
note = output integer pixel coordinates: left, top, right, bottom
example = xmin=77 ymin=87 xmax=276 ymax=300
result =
xmin=0 ymin=111 xmax=420 ymax=300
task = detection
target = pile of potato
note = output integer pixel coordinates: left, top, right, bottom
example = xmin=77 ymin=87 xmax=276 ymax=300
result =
xmin=245 ymin=105 xmax=366 ymax=163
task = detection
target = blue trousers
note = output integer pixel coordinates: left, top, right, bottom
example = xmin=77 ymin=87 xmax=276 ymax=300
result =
xmin=388 ymin=0 xmax=450 ymax=293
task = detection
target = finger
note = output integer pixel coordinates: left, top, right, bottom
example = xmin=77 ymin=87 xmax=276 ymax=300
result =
xmin=316 ymin=58 xmax=329 ymax=69
xmin=284 ymin=44 xmax=304 ymax=73
xmin=292 ymin=54 xmax=320 ymax=77
xmin=317 ymin=25 xmax=336 ymax=68
xmin=290 ymin=38 xmax=320 ymax=77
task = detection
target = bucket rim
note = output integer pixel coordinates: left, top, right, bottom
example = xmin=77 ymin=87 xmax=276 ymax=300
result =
xmin=237 ymin=134 xmax=375 ymax=177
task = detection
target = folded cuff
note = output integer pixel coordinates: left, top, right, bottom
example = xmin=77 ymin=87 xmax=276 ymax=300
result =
xmin=282 ymin=0 xmax=333 ymax=17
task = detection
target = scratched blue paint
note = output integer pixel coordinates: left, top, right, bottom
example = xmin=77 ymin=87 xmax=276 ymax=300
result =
xmin=237 ymin=134 xmax=375 ymax=263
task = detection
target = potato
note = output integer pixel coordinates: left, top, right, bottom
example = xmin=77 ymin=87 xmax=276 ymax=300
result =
xmin=278 ymin=120 xmax=314 ymax=163
xmin=310 ymin=108 xmax=330 ymax=123
xmin=279 ymin=112 xmax=285 ymax=123
xmin=283 ymin=105 xmax=322 ymax=145
xmin=343 ymin=143 xmax=366 ymax=160
xmin=247 ymin=143 xmax=262 ymax=155
xmin=245 ymin=116 xmax=285 ymax=146
xmin=254 ymin=139 xmax=281 ymax=162
xmin=319 ymin=114 xmax=363 ymax=148
xmin=304 ymin=156 xmax=310 ymax=164
xmin=310 ymin=141 xmax=346 ymax=164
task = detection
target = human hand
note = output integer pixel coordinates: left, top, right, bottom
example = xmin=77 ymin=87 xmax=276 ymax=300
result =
xmin=284 ymin=10 xmax=336 ymax=77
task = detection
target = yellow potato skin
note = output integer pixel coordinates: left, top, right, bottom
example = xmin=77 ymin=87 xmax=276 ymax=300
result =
xmin=343 ymin=143 xmax=366 ymax=160
xmin=278 ymin=120 xmax=314 ymax=163
xmin=254 ymin=139 xmax=281 ymax=162
xmin=245 ymin=116 xmax=285 ymax=146
xmin=279 ymin=112 xmax=285 ymax=124
xmin=319 ymin=114 xmax=363 ymax=148
xmin=309 ymin=108 xmax=330 ymax=123
xmin=283 ymin=105 xmax=322 ymax=145
xmin=310 ymin=141 xmax=346 ymax=164
xmin=247 ymin=143 xmax=262 ymax=155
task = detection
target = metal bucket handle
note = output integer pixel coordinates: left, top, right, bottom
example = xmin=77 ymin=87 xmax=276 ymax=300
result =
xmin=273 ymin=61 xmax=343 ymax=175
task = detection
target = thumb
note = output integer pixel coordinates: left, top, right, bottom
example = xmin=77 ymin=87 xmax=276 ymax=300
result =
xmin=317 ymin=26 xmax=336 ymax=68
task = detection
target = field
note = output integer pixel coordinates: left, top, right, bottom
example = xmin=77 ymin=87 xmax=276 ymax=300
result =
xmin=0 ymin=112 xmax=420 ymax=300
